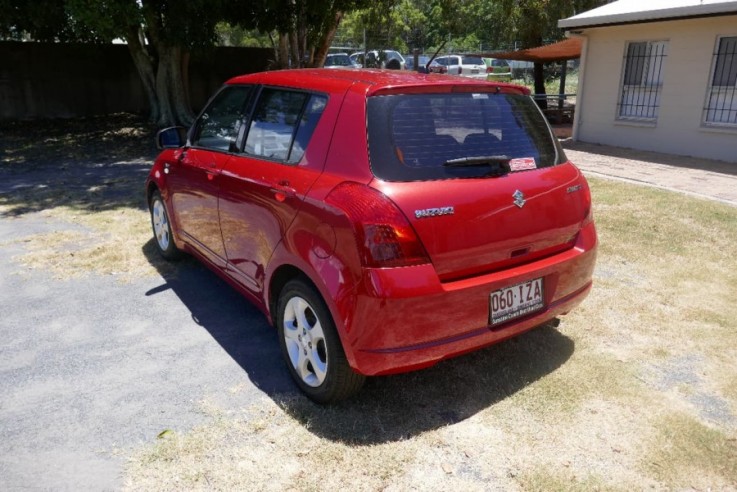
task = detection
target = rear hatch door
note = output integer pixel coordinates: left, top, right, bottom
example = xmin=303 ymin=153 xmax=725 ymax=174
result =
xmin=367 ymin=90 xmax=590 ymax=280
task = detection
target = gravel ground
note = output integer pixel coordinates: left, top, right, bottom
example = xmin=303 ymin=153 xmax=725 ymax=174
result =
xmin=0 ymin=117 xmax=300 ymax=489
xmin=1 ymin=116 xmax=735 ymax=489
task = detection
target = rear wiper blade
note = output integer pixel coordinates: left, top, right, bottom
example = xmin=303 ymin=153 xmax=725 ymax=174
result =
xmin=443 ymin=155 xmax=510 ymax=167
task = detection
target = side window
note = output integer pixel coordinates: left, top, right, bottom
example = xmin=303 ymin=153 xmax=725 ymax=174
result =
xmin=704 ymin=36 xmax=737 ymax=126
xmin=290 ymin=95 xmax=328 ymax=163
xmin=245 ymin=89 xmax=327 ymax=163
xmin=617 ymin=40 xmax=668 ymax=121
xmin=192 ymin=86 xmax=251 ymax=151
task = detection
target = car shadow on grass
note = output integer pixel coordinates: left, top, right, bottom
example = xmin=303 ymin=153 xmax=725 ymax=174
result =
xmin=282 ymin=326 xmax=573 ymax=444
xmin=143 ymin=241 xmax=574 ymax=445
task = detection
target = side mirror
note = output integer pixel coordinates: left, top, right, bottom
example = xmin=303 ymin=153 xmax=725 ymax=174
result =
xmin=156 ymin=126 xmax=188 ymax=150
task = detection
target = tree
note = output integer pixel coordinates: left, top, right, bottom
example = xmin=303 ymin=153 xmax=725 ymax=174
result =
xmin=1 ymin=0 xmax=373 ymax=126
xmin=67 ymin=0 xmax=228 ymax=127
xmin=0 ymin=0 xmax=108 ymax=42
xmin=243 ymin=0 xmax=372 ymax=69
xmin=0 ymin=0 xmax=229 ymax=126
xmin=498 ymin=0 xmax=608 ymax=97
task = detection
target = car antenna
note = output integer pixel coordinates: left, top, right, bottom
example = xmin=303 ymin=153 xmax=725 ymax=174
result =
xmin=423 ymin=39 xmax=448 ymax=74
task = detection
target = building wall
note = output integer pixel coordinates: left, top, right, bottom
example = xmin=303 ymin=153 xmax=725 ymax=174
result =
xmin=0 ymin=42 xmax=274 ymax=121
xmin=574 ymin=15 xmax=737 ymax=163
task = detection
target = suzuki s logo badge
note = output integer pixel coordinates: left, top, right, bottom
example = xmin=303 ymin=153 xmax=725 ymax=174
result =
xmin=513 ymin=190 xmax=526 ymax=208
xmin=415 ymin=206 xmax=455 ymax=219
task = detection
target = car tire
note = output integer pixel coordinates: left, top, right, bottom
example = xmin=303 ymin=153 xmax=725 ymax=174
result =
xmin=149 ymin=190 xmax=182 ymax=261
xmin=276 ymin=278 xmax=365 ymax=403
xmin=386 ymin=59 xmax=401 ymax=70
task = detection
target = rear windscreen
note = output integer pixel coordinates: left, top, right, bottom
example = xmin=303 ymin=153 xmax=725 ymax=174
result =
xmin=367 ymin=92 xmax=565 ymax=182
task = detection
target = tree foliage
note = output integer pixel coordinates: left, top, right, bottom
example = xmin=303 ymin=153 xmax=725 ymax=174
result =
xmin=0 ymin=0 xmax=371 ymax=125
xmin=0 ymin=0 xmax=107 ymax=42
xmin=0 ymin=0 xmax=608 ymax=124
xmin=241 ymin=0 xmax=372 ymax=68
xmin=337 ymin=0 xmax=607 ymax=54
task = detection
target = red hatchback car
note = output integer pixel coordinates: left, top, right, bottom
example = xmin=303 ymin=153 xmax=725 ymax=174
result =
xmin=146 ymin=69 xmax=597 ymax=403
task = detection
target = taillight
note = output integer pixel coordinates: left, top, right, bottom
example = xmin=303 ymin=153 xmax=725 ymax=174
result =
xmin=581 ymin=181 xmax=594 ymax=227
xmin=583 ymin=205 xmax=594 ymax=227
xmin=486 ymin=66 xmax=493 ymax=73
xmin=326 ymin=182 xmax=431 ymax=268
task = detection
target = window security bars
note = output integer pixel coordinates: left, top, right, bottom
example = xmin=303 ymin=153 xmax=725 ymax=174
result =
xmin=704 ymin=36 xmax=737 ymax=126
xmin=618 ymin=41 xmax=668 ymax=120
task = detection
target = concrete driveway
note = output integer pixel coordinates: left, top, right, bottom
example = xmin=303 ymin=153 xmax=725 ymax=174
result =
xmin=563 ymin=140 xmax=737 ymax=206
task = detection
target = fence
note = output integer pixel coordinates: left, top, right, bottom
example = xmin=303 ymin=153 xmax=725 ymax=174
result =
xmin=0 ymin=42 xmax=274 ymax=121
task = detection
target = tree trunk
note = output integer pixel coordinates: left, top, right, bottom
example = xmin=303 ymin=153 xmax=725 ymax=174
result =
xmin=168 ymin=45 xmax=194 ymax=126
xmin=139 ymin=2 xmax=193 ymax=128
xmin=311 ymin=11 xmax=344 ymax=68
xmin=277 ymin=33 xmax=289 ymax=69
xmin=125 ymin=27 xmax=160 ymax=124
xmin=533 ymin=62 xmax=547 ymax=110
xmin=289 ymin=30 xmax=300 ymax=68
xmin=155 ymin=44 xmax=176 ymax=128
xmin=181 ymin=50 xmax=191 ymax=114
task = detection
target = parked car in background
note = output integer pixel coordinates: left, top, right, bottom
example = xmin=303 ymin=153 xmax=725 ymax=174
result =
xmin=427 ymin=60 xmax=448 ymax=74
xmin=349 ymin=50 xmax=405 ymax=69
xmin=433 ymin=55 xmax=487 ymax=78
xmin=404 ymin=54 xmax=430 ymax=71
xmin=324 ymin=53 xmax=359 ymax=69
xmin=147 ymin=69 xmax=597 ymax=403
xmin=483 ymin=57 xmax=513 ymax=81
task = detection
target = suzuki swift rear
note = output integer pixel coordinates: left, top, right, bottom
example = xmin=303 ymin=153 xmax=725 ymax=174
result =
xmin=146 ymin=69 xmax=597 ymax=403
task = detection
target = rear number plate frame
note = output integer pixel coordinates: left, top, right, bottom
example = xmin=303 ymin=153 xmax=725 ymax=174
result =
xmin=489 ymin=278 xmax=544 ymax=326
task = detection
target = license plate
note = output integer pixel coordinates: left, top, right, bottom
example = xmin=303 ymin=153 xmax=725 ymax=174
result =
xmin=490 ymin=278 xmax=544 ymax=326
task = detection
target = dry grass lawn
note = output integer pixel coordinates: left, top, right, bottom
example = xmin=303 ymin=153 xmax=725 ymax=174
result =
xmin=2 ymin=117 xmax=734 ymax=488
xmin=121 ymin=178 xmax=737 ymax=491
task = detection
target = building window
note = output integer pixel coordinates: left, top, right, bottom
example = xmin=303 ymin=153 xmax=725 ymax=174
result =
xmin=617 ymin=41 xmax=668 ymax=121
xmin=704 ymin=36 xmax=737 ymax=126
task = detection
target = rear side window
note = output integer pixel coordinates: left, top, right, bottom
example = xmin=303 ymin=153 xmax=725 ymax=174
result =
xmin=245 ymin=88 xmax=327 ymax=164
xmin=367 ymin=92 xmax=564 ymax=182
xmin=462 ymin=56 xmax=483 ymax=65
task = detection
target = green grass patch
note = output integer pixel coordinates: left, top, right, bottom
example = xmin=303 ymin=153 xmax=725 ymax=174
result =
xmin=645 ymin=413 xmax=737 ymax=488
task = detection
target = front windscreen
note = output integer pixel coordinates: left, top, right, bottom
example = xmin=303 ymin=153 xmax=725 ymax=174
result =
xmin=367 ymin=92 xmax=565 ymax=182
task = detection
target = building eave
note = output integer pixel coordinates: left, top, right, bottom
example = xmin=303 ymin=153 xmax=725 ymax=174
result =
xmin=559 ymin=1 xmax=737 ymax=30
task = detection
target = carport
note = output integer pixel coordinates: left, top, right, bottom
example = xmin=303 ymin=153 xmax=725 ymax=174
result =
xmin=474 ymin=37 xmax=583 ymax=124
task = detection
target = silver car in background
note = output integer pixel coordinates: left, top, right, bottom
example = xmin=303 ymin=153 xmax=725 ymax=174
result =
xmin=349 ymin=50 xmax=405 ymax=70
xmin=432 ymin=55 xmax=487 ymax=79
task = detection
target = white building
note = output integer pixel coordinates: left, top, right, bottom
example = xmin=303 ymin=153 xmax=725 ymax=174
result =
xmin=559 ymin=0 xmax=737 ymax=162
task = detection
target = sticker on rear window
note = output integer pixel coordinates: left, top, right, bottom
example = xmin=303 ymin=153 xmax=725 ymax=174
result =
xmin=509 ymin=157 xmax=537 ymax=171
xmin=471 ymin=93 xmax=489 ymax=99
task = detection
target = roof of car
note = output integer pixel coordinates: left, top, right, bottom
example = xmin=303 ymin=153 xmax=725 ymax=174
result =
xmin=226 ymin=68 xmax=527 ymax=96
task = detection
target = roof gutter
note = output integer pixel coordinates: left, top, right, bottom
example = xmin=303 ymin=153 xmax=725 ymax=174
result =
xmin=559 ymin=4 xmax=737 ymax=30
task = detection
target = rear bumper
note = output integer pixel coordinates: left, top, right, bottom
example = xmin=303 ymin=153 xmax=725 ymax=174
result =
xmin=342 ymin=223 xmax=597 ymax=376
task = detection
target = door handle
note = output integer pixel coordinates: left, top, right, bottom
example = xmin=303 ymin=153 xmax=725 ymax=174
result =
xmin=203 ymin=163 xmax=219 ymax=181
xmin=270 ymin=181 xmax=297 ymax=202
